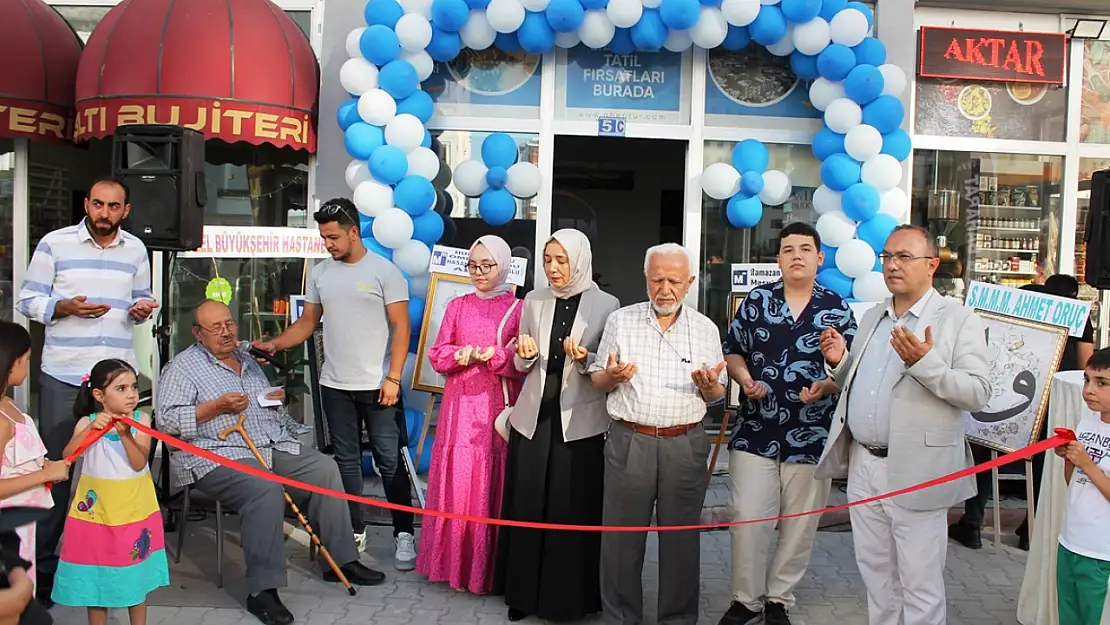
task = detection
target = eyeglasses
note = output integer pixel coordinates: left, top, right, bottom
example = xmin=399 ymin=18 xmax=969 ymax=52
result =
xmin=316 ymin=202 xmax=357 ymax=224
xmin=196 ymin=320 xmax=238 ymax=334
xmin=878 ymin=253 xmax=936 ymax=266
xmin=467 ymin=262 xmax=498 ymax=275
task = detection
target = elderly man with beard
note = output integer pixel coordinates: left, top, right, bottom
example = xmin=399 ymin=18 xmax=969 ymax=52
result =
xmin=158 ymin=300 xmax=383 ymax=625
xmin=16 ymin=177 xmax=158 ymax=605
xmin=590 ymin=243 xmax=727 ymax=625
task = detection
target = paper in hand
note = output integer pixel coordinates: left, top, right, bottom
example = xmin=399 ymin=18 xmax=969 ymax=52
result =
xmin=258 ymin=386 xmax=283 ymax=408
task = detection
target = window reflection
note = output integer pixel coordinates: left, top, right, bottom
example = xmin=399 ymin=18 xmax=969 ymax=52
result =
xmin=0 ymin=139 xmax=12 ymax=323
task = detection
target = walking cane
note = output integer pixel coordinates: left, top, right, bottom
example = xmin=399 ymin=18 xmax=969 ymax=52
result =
xmin=218 ymin=414 xmax=356 ymax=596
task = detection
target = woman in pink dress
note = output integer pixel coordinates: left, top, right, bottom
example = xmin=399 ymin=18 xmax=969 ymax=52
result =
xmin=416 ymin=235 xmax=524 ymax=594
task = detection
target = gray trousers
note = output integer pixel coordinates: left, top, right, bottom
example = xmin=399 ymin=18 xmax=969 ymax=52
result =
xmin=600 ymin=423 xmax=711 ymax=625
xmin=35 ymin=374 xmax=82 ymax=596
xmin=195 ymin=448 xmax=359 ymax=595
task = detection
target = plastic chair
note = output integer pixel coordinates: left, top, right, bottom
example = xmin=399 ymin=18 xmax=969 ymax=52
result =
xmin=173 ymin=481 xmax=229 ymax=588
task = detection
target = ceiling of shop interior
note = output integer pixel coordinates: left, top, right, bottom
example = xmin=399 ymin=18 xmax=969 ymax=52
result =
xmin=918 ymin=0 xmax=1107 ymax=15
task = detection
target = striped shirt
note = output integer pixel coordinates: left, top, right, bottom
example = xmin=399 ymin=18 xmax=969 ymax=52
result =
xmin=17 ymin=220 xmax=153 ymax=386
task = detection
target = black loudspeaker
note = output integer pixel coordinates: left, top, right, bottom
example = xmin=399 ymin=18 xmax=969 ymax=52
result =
xmin=1085 ymin=169 xmax=1110 ymax=288
xmin=111 ymin=125 xmax=207 ymax=251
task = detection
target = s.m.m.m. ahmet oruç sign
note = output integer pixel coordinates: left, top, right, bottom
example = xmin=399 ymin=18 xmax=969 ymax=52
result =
xmin=917 ymin=26 xmax=1067 ymax=85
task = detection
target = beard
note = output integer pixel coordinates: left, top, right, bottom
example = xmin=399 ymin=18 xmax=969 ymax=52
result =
xmin=648 ymin=291 xmax=683 ymax=316
xmin=88 ymin=219 xmax=120 ymax=238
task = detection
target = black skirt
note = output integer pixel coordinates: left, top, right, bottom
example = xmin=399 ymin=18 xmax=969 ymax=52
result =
xmin=493 ymin=400 xmax=605 ymax=621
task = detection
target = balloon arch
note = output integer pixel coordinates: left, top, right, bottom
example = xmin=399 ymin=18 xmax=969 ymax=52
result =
xmin=336 ymin=0 xmax=911 ymax=316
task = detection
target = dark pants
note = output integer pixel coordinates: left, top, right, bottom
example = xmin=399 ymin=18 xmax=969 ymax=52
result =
xmin=319 ymin=386 xmax=414 ymax=535
xmin=35 ymin=374 xmax=81 ymax=598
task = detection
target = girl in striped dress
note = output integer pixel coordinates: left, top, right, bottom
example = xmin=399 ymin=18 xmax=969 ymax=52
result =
xmin=51 ymin=359 xmax=169 ymax=624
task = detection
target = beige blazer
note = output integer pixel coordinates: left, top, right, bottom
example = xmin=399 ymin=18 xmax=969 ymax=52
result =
xmin=815 ymin=293 xmax=991 ymax=511
xmin=510 ymin=287 xmax=620 ymax=442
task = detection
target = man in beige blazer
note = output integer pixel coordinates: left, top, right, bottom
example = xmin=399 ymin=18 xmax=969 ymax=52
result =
xmin=816 ymin=225 xmax=990 ymax=625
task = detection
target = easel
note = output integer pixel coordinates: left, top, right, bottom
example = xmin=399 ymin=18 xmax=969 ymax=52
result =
xmin=412 ymin=396 xmax=436 ymax=507
xmin=707 ymin=408 xmax=732 ymax=485
xmin=988 ymin=452 xmax=1035 ymax=548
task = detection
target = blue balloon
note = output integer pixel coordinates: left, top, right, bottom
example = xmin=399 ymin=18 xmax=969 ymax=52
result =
xmin=486 ymin=166 xmax=509 ymax=189
xmin=722 ymin=25 xmax=751 ymax=51
xmin=812 ymin=127 xmax=846 ymax=160
xmin=546 ymin=0 xmax=585 ymax=32
xmin=395 ymin=176 xmax=436 ymax=216
xmin=740 ymin=171 xmax=764 ymax=197
xmin=495 ymin=31 xmax=521 ymax=52
xmin=517 ymin=11 xmax=556 ymax=54
xmin=478 ymin=188 xmax=517 ymax=226
xmin=873 ymin=256 xmax=883 ymax=272
xmin=817 ymin=268 xmax=854 ymax=299
xmin=344 ymin=123 xmax=386 ymax=160
xmin=396 ymin=90 xmax=435 ymax=124
xmin=732 ymin=139 xmax=769 ymax=174
xmin=360 ymin=25 xmax=400 ymax=66
xmin=466 ymin=0 xmax=490 ymax=7
xmin=841 ymin=183 xmax=880 ymax=221
xmin=369 ymin=145 xmax=409 ymax=185
xmin=700 ymin=0 xmax=722 ymax=6
xmin=407 ymin=296 xmax=426 ymax=329
xmin=580 ymin=0 xmax=606 ymax=9
xmin=608 ymin=27 xmax=635 ymax=54
xmin=426 ymin=27 xmax=463 ymax=61
xmin=482 ymin=133 xmax=518 ymax=168
xmin=379 ymin=60 xmax=419 ymax=99
xmin=659 ymin=0 xmax=699 ymax=31
xmin=363 ymin=236 xmax=392 ymax=260
xmin=412 ymin=210 xmax=445 ymax=245
xmin=749 ymin=5 xmax=787 ymax=46
xmin=820 ymin=153 xmax=862 ymax=192
xmin=726 ymin=194 xmax=763 ymax=229
xmin=781 ymin=0 xmax=821 ymax=23
xmin=360 ymin=219 xmax=375 ymax=239
xmin=853 ymin=37 xmax=886 ymax=67
xmin=846 ymin=1 xmax=874 ymax=29
xmin=631 ymin=9 xmax=668 ymax=51
xmin=857 ymin=213 xmax=899 ymax=253
xmin=818 ymin=0 xmax=847 ymax=21
xmin=365 ymin=0 xmax=404 ymax=28
xmin=816 ymin=43 xmax=855 ymax=81
xmin=863 ymin=95 xmax=905 ymax=134
xmin=422 ymin=129 xmax=432 ymax=148
xmin=843 ymin=64 xmax=884 ymax=105
xmin=790 ymin=51 xmax=820 ymax=80
xmin=336 ymin=97 xmax=361 ymax=130
xmin=819 ymin=244 xmax=837 ymax=270
xmin=881 ymin=128 xmax=912 ymax=161
xmin=430 ymin=0 xmax=470 ymax=31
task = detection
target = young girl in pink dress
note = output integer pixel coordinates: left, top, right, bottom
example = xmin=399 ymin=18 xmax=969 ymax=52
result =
xmin=416 ymin=235 xmax=524 ymax=594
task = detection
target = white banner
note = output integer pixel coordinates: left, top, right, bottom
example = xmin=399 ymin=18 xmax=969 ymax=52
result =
xmin=429 ymin=245 xmax=528 ymax=286
xmin=179 ymin=226 xmax=328 ymax=259
xmin=731 ymin=263 xmax=782 ymax=292
xmin=964 ymin=281 xmax=1092 ymax=338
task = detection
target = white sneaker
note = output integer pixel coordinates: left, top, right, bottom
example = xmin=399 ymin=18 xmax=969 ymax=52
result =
xmin=394 ymin=532 xmax=416 ymax=571
xmin=354 ymin=530 xmax=367 ymax=553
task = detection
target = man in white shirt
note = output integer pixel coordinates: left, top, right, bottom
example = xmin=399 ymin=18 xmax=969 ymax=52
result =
xmin=590 ymin=243 xmax=727 ymax=625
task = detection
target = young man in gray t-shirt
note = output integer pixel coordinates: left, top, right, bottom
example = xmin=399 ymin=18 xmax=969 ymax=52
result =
xmin=255 ymin=198 xmax=417 ymax=571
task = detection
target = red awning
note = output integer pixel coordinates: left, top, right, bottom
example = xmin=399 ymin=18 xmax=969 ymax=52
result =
xmin=75 ymin=0 xmax=319 ymax=152
xmin=0 ymin=0 xmax=83 ymax=143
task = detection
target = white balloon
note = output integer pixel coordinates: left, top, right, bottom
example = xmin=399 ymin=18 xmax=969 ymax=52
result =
xmin=453 ymin=160 xmax=489 ymax=197
xmin=808 ymin=77 xmax=845 ymax=112
xmin=861 ymin=154 xmax=903 ymax=191
xmin=345 ymin=160 xmax=371 ymax=191
xmin=487 ymin=0 xmax=527 ymax=33
xmin=844 ymin=125 xmax=883 ymax=162
xmin=353 ymin=180 xmax=395 ymax=218
xmin=555 ymin=30 xmax=581 ymax=48
xmin=835 ymin=238 xmax=877 ymax=279
xmin=407 ymin=147 xmax=441 ymax=180
xmin=393 ymin=239 xmax=433 ymax=276
xmin=395 ymin=14 xmax=434 ymax=52
xmin=407 ymin=272 xmax=431 ymax=296
xmin=878 ymin=64 xmax=907 ymax=97
xmin=815 ymin=211 xmax=857 ymax=247
xmin=642 ymin=0 xmax=662 ymax=7
xmin=357 ymin=89 xmax=397 ymax=126
xmin=400 ymin=50 xmax=435 ymax=82
xmin=792 ymin=18 xmax=830 ymax=56
xmin=606 ymin=0 xmax=643 ymax=29
xmin=506 ymin=162 xmax=542 ymax=198
xmin=691 ymin=7 xmax=728 ymax=49
xmin=400 ymin=0 xmax=433 ymax=18
xmin=701 ymin=162 xmax=741 ymax=200
xmin=385 ymin=114 xmax=426 ymax=153
xmin=372 ymin=208 xmax=416 ymax=249
xmin=824 ymin=98 xmax=863 ymax=134
xmin=721 ymin=0 xmax=760 ymax=26
xmin=829 ymin=7 xmax=868 ymax=47
xmin=521 ymin=0 xmax=550 ymax=9
xmin=460 ymin=10 xmax=497 ymax=49
xmin=879 ymin=187 xmax=909 ymax=221
xmin=759 ymin=170 xmax=793 ymax=206
xmin=766 ymin=25 xmax=795 ymax=56
xmin=578 ymin=10 xmax=615 ymax=48
xmin=345 ymin=28 xmax=366 ymax=58
xmin=340 ymin=58 xmax=379 ymax=96
xmin=812 ymin=185 xmax=842 ymax=215
xmin=853 ymin=271 xmax=891 ymax=302
xmin=663 ymin=28 xmax=693 ymax=52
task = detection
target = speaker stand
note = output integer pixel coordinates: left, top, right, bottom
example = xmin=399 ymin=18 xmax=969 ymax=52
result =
xmin=153 ymin=251 xmax=177 ymax=532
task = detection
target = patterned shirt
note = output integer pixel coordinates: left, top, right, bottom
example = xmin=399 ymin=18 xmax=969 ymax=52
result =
xmin=157 ymin=341 xmax=300 ymax=486
xmin=724 ymin=282 xmax=857 ymax=463
xmin=589 ymin=302 xmax=727 ymax=427
xmin=17 ymin=220 xmax=153 ymax=385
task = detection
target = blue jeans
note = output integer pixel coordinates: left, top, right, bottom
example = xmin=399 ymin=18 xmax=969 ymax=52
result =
xmin=319 ymin=386 xmax=414 ymax=535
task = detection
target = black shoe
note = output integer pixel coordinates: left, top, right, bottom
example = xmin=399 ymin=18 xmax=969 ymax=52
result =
xmin=1018 ymin=533 xmax=1030 ymax=551
xmin=246 ymin=589 xmax=294 ymax=625
xmin=764 ymin=601 xmax=792 ymax=625
xmin=35 ymin=593 xmax=54 ymax=610
xmin=948 ymin=521 xmax=983 ymax=549
xmin=323 ymin=561 xmax=386 ymax=586
xmin=507 ymin=607 xmax=529 ymax=622
xmin=718 ymin=601 xmax=761 ymax=625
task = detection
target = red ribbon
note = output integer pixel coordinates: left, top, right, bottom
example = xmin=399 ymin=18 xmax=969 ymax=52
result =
xmin=80 ymin=418 xmax=1071 ymax=533
xmin=45 ymin=423 xmax=112 ymax=489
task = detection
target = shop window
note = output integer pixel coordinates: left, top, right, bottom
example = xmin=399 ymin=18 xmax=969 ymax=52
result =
xmin=704 ymin=46 xmax=822 ymax=130
xmin=910 ymin=150 xmax=1062 ymax=298
xmin=0 ymin=139 xmax=12 ymax=323
xmin=1080 ymin=41 xmax=1110 ymax=144
xmin=915 ymin=78 xmax=1066 ymax=142
xmin=1077 ymin=158 xmax=1110 ymax=343
xmin=426 ymin=52 xmax=541 ymax=120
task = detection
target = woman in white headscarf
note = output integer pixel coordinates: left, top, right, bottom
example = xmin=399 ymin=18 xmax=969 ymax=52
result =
xmin=492 ymin=229 xmax=620 ymax=622
xmin=418 ymin=235 xmax=524 ymax=594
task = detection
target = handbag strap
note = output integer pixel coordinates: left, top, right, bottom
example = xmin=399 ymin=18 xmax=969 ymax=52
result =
xmin=496 ymin=299 xmax=520 ymax=407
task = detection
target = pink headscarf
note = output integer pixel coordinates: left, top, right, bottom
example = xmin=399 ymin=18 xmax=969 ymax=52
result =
xmin=470 ymin=235 xmax=514 ymax=299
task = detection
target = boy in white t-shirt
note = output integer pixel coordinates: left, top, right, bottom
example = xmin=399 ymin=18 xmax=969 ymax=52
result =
xmin=1056 ymin=347 xmax=1110 ymax=625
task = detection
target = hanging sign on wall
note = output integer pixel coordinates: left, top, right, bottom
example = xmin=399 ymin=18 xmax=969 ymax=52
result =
xmin=562 ymin=49 xmax=684 ymax=123
xmin=917 ymin=26 xmax=1067 ymax=85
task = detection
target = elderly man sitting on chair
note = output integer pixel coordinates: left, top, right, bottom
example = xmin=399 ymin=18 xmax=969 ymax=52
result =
xmin=158 ymin=300 xmax=383 ymax=625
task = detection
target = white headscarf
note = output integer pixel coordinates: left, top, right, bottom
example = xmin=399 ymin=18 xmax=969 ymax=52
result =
xmin=470 ymin=235 xmax=514 ymax=299
xmin=546 ymin=229 xmax=598 ymax=299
